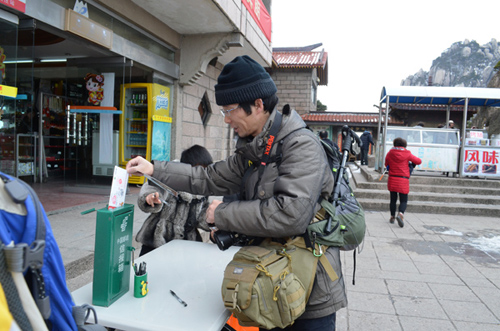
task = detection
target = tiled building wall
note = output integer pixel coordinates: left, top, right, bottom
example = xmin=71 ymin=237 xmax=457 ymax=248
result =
xmin=172 ymin=61 xmax=234 ymax=163
xmin=270 ymin=69 xmax=316 ymax=115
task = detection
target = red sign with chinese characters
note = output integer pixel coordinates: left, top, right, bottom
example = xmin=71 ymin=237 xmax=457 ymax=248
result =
xmin=242 ymin=0 xmax=272 ymax=42
xmin=0 ymin=0 xmax=26 ymax=13
xmin=463 ymin=147 xmax=499 ymax=177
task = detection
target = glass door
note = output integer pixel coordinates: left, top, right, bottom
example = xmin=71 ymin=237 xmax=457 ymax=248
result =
xmin=0 ymin=16 xmax=19 ymax=177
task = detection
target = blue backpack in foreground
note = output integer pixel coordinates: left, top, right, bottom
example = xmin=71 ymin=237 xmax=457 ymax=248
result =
xmin=0 ymin=173 xmax=107 ymax=330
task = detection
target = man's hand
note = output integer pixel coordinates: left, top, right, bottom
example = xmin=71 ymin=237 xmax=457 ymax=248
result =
xmin=206 ymin=200 xmax=223 ymax=227
xmin=126 ymin=156 xmax=154 ymax=176
xmin=145 ymin=192 xmax=162 ymax=207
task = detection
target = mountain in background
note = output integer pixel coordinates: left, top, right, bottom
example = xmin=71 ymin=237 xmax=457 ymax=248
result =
xmin=401 ymin=39 xmax=500 ymax=87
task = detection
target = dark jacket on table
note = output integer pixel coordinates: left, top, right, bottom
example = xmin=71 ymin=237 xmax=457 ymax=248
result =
xmin=151 ymin=107 xmax=347 ymax=319
xmin=384 ymin=147 xmax=422 ymax=194
xmin=136 ymin=182 xmax=210 ymax=247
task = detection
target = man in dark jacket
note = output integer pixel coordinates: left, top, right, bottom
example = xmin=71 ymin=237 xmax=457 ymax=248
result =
xmin=319 ymin=130 xmax=334 ymax=148
xmin=319 ymin=130 xmax=340 ymax=154
xmin=126 ymin=55 xmax=347 ymax=330
xmin=360 ymin=130 xmax=374 ymax=165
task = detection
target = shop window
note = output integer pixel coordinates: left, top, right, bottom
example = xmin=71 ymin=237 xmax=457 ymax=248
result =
xmin=311 ymin=78 xmax=318 ymax=105
xmin=198 ymin=91 xmax=212 ymax=126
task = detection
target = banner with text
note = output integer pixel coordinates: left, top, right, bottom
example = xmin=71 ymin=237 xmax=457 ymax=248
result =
xmin=0 ymin=0 xmax=25 ymax=13
xmin=242 ymin=0 xmax=271 ymax=42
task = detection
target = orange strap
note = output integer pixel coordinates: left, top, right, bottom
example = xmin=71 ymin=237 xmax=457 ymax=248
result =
xmin=226 ymin=314 xmax=258 ymax=331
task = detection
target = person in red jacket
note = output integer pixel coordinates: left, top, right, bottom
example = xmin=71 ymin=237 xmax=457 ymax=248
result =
xmin=384 ymin=137 xmax=422 ymax=227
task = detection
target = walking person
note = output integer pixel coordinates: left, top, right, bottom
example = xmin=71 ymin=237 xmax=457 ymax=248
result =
xmin=127 ymin=55 xmax=347 ymax=330
xmin=384 ymin=137 xmax=421 ymax=227
xmin=360 ymin=130 xmax=374 ymax=165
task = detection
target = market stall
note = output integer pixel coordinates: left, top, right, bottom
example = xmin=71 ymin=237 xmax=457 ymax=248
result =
xmin=384 ymin=126 xmax=460 ymax=174
xmin=376 ymin=86 xmax=500 ymax=178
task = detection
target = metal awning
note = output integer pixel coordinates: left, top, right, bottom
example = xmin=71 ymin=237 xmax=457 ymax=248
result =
xmin=380 ymin=86 xmax=500 ymax=107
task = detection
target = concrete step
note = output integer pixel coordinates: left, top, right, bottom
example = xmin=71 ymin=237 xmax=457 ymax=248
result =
xmin=357 ymin=165 xmax=500 ymax=188
xmin=355 ymin=181 xmax=500 ymax=196
xmin=349 ymin=164 xmax=500 ymax=217
xmin=355 ymin=188 xmax=500 ymax=205
xmin=356 ymin=197 xmax=500 ymax=218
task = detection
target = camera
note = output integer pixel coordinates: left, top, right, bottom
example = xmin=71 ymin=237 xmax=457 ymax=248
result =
xmin=213 ymin=230 xmax=249 ymax=251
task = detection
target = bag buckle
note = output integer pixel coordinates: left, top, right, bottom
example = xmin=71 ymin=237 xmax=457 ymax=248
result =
xmin=313 ymin=244 xmax=323 ymax=257
xmin=224 ymin=282 xmax=241 ymax=312
xmin=4 ymin=240 xmax=45 ymax=272
xmin=231 ymin=286 xmax=240 ymax=311
xmin=311 ymin=232 xmax=323 ymax=257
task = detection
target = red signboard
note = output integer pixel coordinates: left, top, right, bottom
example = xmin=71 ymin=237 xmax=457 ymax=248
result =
xmin=463 ymin=147 xmax=499 ymax=177
xmin=242 ymin=0 xmax=272 ymax=42
xmin=0 ymin=0 xmax=26 ymax=13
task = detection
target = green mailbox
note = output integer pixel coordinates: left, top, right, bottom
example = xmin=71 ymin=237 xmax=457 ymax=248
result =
xmin=92 ymin=203 xmax=134 ymax=307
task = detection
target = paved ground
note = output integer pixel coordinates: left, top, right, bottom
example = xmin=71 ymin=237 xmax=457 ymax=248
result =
xmin=37 ymin=178 xmax=500 ymax=330
xmin=336 ymin=210 xmax=500 ymax=330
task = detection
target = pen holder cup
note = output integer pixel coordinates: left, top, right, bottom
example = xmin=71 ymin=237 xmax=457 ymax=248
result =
xmin=134 ymin=273 xmax=148 ymax=298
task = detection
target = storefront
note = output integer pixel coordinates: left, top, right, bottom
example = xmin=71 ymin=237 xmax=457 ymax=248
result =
xmin=0 ymin=1 xmax=177 ymax=192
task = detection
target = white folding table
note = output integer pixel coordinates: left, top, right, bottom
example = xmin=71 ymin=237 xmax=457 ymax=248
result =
xmin=71 ymin=240 xmax=239 ymax=331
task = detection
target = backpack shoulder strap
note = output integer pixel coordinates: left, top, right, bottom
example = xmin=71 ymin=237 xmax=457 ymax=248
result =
xmin=288 ymin=236 xmax=338 ymax=282
xmin=240 ymin=111 xmax=283 ymax=200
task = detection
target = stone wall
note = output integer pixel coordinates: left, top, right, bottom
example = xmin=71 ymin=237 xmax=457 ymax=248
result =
xmin=171 ymin=61 xmax=234 ymax=162
xmin=171 ymin=64 xmax=320 ymax=162
xmin=270 ymin=69 xmax=316 ymax=115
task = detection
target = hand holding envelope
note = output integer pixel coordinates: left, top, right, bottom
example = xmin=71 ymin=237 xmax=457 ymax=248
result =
xmin=126 ymin=156 xmax=154 ymax=176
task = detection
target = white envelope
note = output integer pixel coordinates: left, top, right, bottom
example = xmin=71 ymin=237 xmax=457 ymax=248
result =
xmin=108 ymin=166 xmax=129 ymax=209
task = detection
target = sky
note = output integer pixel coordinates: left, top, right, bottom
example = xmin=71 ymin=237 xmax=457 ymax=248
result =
xmin=271 ymin=0 xmax=500 ymax=113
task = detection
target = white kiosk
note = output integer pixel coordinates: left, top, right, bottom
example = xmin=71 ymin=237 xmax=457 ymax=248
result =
xmin=384 ymin=126 xmax=460 ymax=174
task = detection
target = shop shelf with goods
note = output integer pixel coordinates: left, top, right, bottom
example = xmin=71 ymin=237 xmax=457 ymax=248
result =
xmin=15 ymin=133 xmax=38 ymax=180
xmin=39 ymin=93 xmax=83 ymax=179
xmin=1 ymin=93 xmax=31 ymax=177
xmin=43 ymin=136 xmax=78 ymax=173
xmin=119 ymin=83 xmax=172 ymax=184
xmin=0 ymin=134 xmax=15 ymax=176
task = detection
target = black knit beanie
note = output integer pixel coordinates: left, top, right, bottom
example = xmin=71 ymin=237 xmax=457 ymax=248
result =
xmin=215 ymin=55 xmax=277 ymax=106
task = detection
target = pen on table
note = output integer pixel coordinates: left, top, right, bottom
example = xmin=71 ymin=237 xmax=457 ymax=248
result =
xmin=170 ymin=290 xmax=187 ymax=307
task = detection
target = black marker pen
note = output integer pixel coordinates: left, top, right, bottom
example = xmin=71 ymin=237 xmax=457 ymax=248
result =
xmin=170 ymin=290 xmax=187 ymax=307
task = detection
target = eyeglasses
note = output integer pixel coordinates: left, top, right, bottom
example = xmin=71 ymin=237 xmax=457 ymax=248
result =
xmin=220 ymin=105 xmax=240 ymax=117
